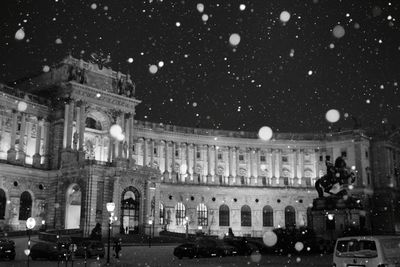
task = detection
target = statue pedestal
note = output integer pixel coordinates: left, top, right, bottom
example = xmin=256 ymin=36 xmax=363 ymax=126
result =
xmin=311 ymin=195 xmax=365 ymax=244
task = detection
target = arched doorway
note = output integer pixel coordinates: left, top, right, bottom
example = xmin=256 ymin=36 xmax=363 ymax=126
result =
xmin=65 ymin=184 xmax=81 ymax=229
xmin=121 ymin=187 xmax=140 ymax=234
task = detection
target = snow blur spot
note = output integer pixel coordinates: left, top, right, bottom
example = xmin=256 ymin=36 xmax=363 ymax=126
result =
xmin=127 ymin=58 xmax=133 ymax=63
xmin=332 ymin=25 xmax=345 ymax=38
xmin=149 ymin=65 xmax=158 ymax=74
xmin=197 ymin=3 xmax=204 ymax=13
xmin=250 ymin=252 xmax=262 ymax=263
xmin=15 ymin=28 xmax=25 ymax=40
xmin=239 ymin=4 xmax=246 ymax=11
xmin=202 ymin=14 xmax=209 ymax=22
xmin=325 ymin=109 xmax=340 ymax=123
xmin=229 ymin=33 xmax=241 ymax=46
xmin=42 ymin=65 xmax=50 ymax=72
xmin=258 ymin=126 xmax=273 ymax=141
xmin=55 ymin=38 xmax=62 ymax=44
xmin=294 ymin=242 xmax=304 ymax=252
xmin=262 ymin=231 xmax=278 ymax=247
xmin=279 ymin=11 xmax=291 ymax=23
xmin=158 ymin=61 xmax=164 ymax=67
xmin=192 ymin=102 xmax=197 ymax=107
xmin=91 ymin=3 xmax=97 ymax=10
xmin=17 ymin=101 xmax=27 ymax=112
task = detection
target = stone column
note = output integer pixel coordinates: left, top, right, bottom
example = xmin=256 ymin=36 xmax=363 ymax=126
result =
xmin=314 ymin=149 xmax=320 ymax=186
xmin=143 ymin=138 xmax=148 ymax=167
xmin=300 ymin=150 xmax=304 ymax=178
xmin=128 ymin=115 xmax=134 ymax=159
xmin=17 ymin=112 xmax=27 ymax=164
xmin=293 ymin=150 xmax=298 ymax=178
xmin=193 ymin=144 xmax=197 ymax=183
xmin=150 ymin=139 xmax=154 ymax=168
xmin=271 ymin=149 xmax=276 ymax=184
xmin=186 ymin=143 xmax=191 ymax=180
xmin=118 ymin=114 xmax=125 ymax=158
xmin=249 ymin=149 xmax=254 ymax=185
xmin=214 ymin=146 xmax=219 ymax=184
xmin=79 ymin=103 xmax=86 ymax=151
xmin=163 ymin=141 xmax=169 ymax=179
xmin=66 ymin=101 xmax=75 ymax=149
xmin=236 ymin=147 xmax=240 ymax=184
xmin=62 ymin=104 xmax=69 ymax=149
xmin=255 ymin=149 xmax=260 ymax=184
xmin=207 ymin=145 xmax=213 ymax=183
xmin=277 ymin=149 xmax=282 ymax=185
xmin=33 ymin=119 xmax=43 ymax=167
xmin=228 ymin=147 xmax=234 ymax=178
xmin=74 ymin=106 xmax=81 ymax=150
xmin=171 ymin=142 xmax=176 ymax=177
xmin=42 ymin=121 xmax=50 ymax=169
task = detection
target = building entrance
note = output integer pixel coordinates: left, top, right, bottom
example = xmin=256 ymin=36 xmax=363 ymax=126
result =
xmin=121 ymin=186 xmax=140 ymax=234
xmin=65 ymin=184 xmax=81 ymax=229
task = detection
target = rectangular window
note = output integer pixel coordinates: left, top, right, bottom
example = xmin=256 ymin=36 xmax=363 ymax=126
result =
xmin=240 ymin=176 xmax=245 ymax=185
xmin=341 ymin=150 xmax=347 ymax=158
xmin=175 ymin=149 xmax=179 ymax=157
xmin=326 ymin=155 xmax=331 ymax=162
xmin=283 ymin=177 xmax=289 ymax=186
xmin=365 ymin=150 xmax=369 ymax=159
xmin=239 ymin=155 xmax=244 ymax=161
xmin=260 ymin=155 xmax=266 ymax=162
xmin=153 ymin=147 xmax=157 ymax=156
xmin=282 ymin=156 xmax=288 ymax=162
xmin=319 ymin=155 xmax=323 ymax=162
xmin=218 ymin=153 xmax=222 ymax=160
xmin=196 ymin=151 xmax=201 ymax=159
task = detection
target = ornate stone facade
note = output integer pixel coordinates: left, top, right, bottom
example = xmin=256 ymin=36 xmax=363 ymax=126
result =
xmin=0 ymin=57 xmax=399 ymax=237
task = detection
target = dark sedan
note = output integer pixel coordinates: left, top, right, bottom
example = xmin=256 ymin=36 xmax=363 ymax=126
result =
xmin=174 ymin=238 xmax=237 ymax=259
xmin=0 ymin=238 xmax=16 ymax=260
xmin=30 ymin=242 xmax=69 ymax=261
xmin=74 ymin=240 xmax=105 ymax=258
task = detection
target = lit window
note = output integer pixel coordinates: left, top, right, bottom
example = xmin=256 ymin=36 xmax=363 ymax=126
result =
xmin=197 ymin=203 xmax=208 ymax=226
xmin=263 ymin=206 xmax=273 ymax=227
xmin=219 ymin=205 xmax=230 ymax=226
xmin=241 ymin=205 xmax=251 ymax=226
xmin=175 ymin=202 xmax=185 ymax=225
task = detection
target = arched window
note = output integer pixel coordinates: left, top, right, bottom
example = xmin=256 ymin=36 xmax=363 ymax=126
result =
xmin=285 ymin=206 xmax=296 ymax=228
xmin=241 ymin=205 xmax=251 ymax=227
xmin=175 ymin=202 xmax=186 ymax=226
xmin=19 ymin=191 xmax=32 ymax=220
xmin=262 ymin=205 xmax=273 ymax=227
xmin=0 ymin=189 xmax=6 ymax=219
xmin=219 ymin=205 xmax=230 ymax=226
xmin=197 ymin=203 xmax=208 ymax=226
xmin=85 ymin=117 xmax=102 ymax=130
xmin=159 ymin=203 xmax=165 ymax=225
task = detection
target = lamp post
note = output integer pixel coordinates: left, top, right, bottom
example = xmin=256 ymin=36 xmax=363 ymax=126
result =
xmin=106 ymin=201 xmax=115 ymax=265
xmin=26 ymin=217 xmax=36 ymax=267
xmin=148 ymin=219 xmax=153 ymax=248
xmin=185 ymin=216 xmax=189 ymax=239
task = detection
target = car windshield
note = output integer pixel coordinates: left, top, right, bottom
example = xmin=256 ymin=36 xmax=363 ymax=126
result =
xmin=336 ymin=240 xmax=378 ymax=258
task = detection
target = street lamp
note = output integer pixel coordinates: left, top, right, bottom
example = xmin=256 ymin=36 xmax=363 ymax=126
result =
xmin=184 ymin=216 xmax=189 ymax=239
xmin=106 ymin=201 xmax=115 ymax=265
xmin=26 ymin=217 xmax=36 ymax=267
xmin=148 ymin=219 xmax=153 ymax=248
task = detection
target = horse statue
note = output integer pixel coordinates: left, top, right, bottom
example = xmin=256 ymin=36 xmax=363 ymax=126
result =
xmin=315 ymin=157 xmax=356 ymax=198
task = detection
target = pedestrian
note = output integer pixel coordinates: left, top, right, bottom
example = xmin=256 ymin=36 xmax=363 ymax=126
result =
xmin=113 ymin=238 xmax=122 ymax=259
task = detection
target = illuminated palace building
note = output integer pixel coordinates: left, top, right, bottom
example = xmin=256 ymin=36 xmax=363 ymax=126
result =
xmin=0 ymin=57 xmax=399 ymax=238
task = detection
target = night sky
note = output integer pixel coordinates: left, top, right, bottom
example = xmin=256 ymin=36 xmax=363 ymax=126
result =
xmin=1 ymin=0 xmax=399 ymax=134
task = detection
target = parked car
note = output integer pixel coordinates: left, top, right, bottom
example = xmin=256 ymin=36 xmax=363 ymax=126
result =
xmin=173 ymin=242 xmax=197 ymax=259
xmin=30 ymin=242 xmax=69 ymax=261
xmin=223 ymin=237 xmax=257 ymax=256
xmin=56 ymin=236 xmax=72 ymax=250
xmin=0 ymin=238 xmax=16 ymax=260
xmin=174 ymin=238 xmax=237 ymax=259
xmin=74 ymin=240 xmax=105 ymax=258
xmin=333 ymin=235 xmax=400 ymax=267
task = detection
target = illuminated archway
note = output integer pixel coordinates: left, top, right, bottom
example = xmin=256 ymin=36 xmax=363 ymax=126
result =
xmin=65 ymin=184 xmax=81 ymax=229
xmin=121 ymin=186 xmax=140 ymax=234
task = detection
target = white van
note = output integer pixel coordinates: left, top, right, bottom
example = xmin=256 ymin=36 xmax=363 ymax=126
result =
xmin=333 ymin=236 xmax=400 ymax=267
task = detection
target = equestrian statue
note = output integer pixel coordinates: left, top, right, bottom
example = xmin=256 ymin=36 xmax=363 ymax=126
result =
xmin=315 ymin=156 xmax=357 ymax=198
